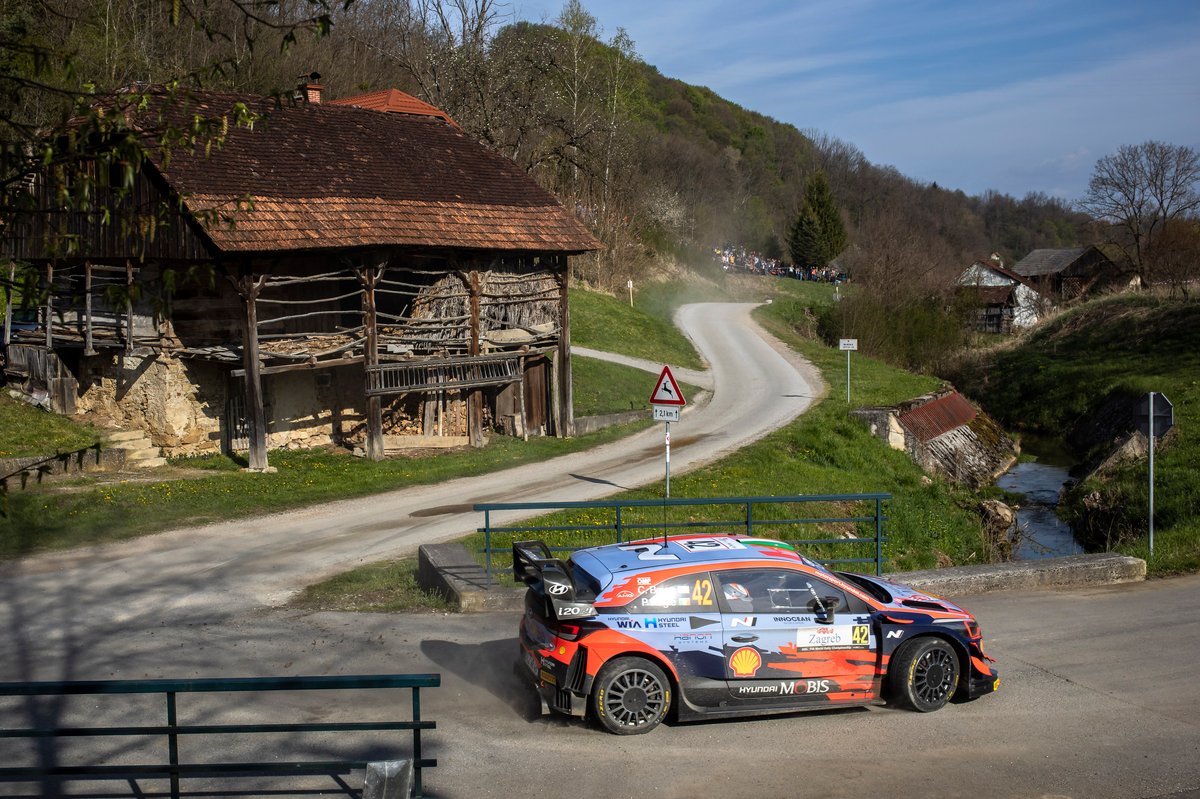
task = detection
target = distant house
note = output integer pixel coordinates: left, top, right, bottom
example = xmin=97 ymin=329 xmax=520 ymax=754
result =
xmin=2 ymin=82 xmax=600 ymax=469
xmin=956 ymin=256 xmax=1043 ymax=333
xmin=1009 ymin=246 xmax=1132 ymax=300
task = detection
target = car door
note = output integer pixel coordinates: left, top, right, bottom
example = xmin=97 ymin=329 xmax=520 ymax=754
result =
xmin=715 ymin=568 xmax=877 ymax=704
xmin=620 ymin=570 xmax=727 ymax=706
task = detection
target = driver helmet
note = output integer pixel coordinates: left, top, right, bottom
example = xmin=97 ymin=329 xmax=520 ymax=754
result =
xmin=723 ymin=582 xmax=751 ymax=601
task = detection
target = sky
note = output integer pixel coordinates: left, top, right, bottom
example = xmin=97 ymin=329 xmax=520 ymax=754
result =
xmin=511 ymin=0 xmax=1200 ymax=201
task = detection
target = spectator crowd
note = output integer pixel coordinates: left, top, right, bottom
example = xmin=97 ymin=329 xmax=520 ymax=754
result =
xmin=713 ymin=245 xmax=847 ymax=283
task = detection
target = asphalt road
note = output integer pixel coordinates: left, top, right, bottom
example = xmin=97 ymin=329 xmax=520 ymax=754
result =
xmin=3 ymin=576 xmax=1196 ymax=798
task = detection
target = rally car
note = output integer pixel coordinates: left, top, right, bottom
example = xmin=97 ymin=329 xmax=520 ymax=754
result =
xmin=514 ymin=534 xmax=998 ymax=734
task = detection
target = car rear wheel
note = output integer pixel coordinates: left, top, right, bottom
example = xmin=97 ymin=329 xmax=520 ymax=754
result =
xmin=889 ymin=637 xmax=960 ymax=712
xmin=590 ymin=657 xmax=671 ymax=735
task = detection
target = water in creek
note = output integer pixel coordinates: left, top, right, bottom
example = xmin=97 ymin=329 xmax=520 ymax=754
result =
xmin=995 ymin=460 xmax=1083 ymax=559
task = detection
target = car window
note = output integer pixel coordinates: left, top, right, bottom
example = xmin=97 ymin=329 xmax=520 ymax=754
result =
xmin=715 ymin=569 xmax=856 ymax=615
xmin=630 ymin=572 xmax=717 ymax=612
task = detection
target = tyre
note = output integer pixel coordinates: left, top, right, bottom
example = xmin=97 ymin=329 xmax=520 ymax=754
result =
xmin=589 ymin=657 xmax=671 ymax=735
xmin=888 ymin=637 xmax=960 ymax=712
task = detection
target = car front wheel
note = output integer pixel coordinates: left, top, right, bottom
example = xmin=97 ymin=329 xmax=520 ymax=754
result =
xmin=889 ymin=637 xmax=960 ymax=712
xmin=590 ymin=657 xmax=671 ymax=735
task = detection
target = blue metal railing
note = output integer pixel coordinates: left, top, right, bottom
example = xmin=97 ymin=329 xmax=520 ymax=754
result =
xmin=476 ymin=493 xmax=890 ymax=578
xmin=0 ymin=673 xmax=439 ymax=798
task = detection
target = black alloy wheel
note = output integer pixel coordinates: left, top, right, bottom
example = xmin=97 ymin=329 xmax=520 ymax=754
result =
xmin=889 ymin=637 xmax=960 ymax=712
xmin=590 ymin=656 xmax=671 ymax=735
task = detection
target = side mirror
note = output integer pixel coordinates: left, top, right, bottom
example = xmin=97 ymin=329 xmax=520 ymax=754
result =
xmin=812 ymin=595 xmax=841 ymax=622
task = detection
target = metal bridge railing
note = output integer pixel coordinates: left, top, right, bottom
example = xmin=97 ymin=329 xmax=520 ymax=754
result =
xmin=0 ymin=673 xmax=439 ymax=798
xmin=476 ymin=493 xmax=890 ymax=578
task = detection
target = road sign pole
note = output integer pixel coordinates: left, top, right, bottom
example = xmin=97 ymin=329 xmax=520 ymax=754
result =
xmin=1149 ymin=392 xmax=1155 ymax=556
xmin=665 ymin=421 xmax=671 ymax=499
xmin=846 ymin=350 xmax=851 ymax=404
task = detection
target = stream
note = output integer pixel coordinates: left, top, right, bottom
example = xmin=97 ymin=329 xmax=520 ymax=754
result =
xmin=995 ymin=460 xmax=1083 ymax=559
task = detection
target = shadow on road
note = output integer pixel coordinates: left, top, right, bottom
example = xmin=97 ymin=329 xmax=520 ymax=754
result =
xmin=419 ymin=637 xmax=551 ymax=725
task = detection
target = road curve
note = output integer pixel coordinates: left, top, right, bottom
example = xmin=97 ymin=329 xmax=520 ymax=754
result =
xmin=0 ymin=303 xmax=825 ymax=630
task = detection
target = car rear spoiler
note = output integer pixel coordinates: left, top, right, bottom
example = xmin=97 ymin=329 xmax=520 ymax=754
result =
xmin=512 ymin=539 xmax=597 ymax=620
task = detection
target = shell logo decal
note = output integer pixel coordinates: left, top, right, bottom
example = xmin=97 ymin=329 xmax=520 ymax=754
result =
xmin=730 ymin=647 xmax=762 ymax=677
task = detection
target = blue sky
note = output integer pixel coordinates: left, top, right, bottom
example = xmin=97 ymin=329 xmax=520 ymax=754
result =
xmin=512 ymin=0 xmax=1200 ymax=201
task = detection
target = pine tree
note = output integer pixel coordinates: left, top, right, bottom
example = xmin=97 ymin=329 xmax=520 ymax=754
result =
xmin=788 ymin=171 xmax=848 ymax=268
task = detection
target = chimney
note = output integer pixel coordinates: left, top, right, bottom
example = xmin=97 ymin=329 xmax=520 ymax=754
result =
xmin=299 ymin=71 xmax=323 ymax=104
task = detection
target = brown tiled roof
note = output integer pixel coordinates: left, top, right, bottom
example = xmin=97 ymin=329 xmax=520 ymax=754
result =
xmin=142 ymin=91 xmax=600 ymax=255
xmin=898 ymin=392 xmax=978 ymax=443
xmin=971 ymin=285 xmax=1016 ymax=305
xmin=328 ymin=89 xmax=458 ymax=126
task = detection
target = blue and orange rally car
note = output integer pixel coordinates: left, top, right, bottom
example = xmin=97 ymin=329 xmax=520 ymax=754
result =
xmin=514 ymin=534 xmax=998 ymax=734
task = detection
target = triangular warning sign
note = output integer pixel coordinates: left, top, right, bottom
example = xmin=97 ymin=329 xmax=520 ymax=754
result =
xmin=650 ymin=365 xmax=686 ymax=406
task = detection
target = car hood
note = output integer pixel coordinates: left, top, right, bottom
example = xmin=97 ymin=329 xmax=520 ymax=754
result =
xmin=854 ymin=574 xmax=971 ymax=617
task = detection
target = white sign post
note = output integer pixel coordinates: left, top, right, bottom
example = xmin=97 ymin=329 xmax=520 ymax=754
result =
xmin=627 ymin=279 xmax=634 ymax=307
xmin=650 ymin=365 xmax=687 ymax=498
xmin=839 ymin=339 xmax=858 ymax=403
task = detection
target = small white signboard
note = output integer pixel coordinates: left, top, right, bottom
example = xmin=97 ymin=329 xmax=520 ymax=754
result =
xmin=839 ymin=338 xmax=858 ymax=351
xmin=653 ymin=406 xmax=681 ymax=422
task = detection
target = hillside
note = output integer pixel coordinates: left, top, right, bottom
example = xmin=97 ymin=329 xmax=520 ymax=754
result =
xmin=944 ymin=294 xmax=1200 ymax=572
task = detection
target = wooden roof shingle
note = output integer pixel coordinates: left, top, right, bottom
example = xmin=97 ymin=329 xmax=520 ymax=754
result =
xmin=142 ymin=91 xmax=601 ymax=255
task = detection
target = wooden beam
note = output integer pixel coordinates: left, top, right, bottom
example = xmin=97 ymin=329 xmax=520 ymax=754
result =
xmin=3 ymin=261 xmax=13 ymax=346
xmin=555 ymin=259 xmax=574 ymax=437
xmin=230 ymin=356 xmax=364 ymax=378
xmin=357 ymin=261 xmax=385 ymax=461
xmin=233 ymin=271 xmax=270 ymax=470
xmin=44 ymin=263 xmax=53 ymax=349
xmin=84 ymin=262 xmax=95 ymax=355
xmin=466 ymin=269 xmax=484 ymax=448
xmin=124 ymin=260 xmax=134 ymax=351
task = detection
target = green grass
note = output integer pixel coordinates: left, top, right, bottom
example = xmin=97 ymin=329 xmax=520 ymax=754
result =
xmin=569 ymin=286 xmax=704 ymax=369
xmin=945 ymin=293 xmax=1200 ymax=575
xmin=0 ymin=393 xmax=104 ymax=458
xmin=291 ymin=557 xmax=452 ymax=612
xmin=0 ymin=421 xmax=649 ymax=559
xmin=572 ymin=355 xmax=703 ymax=417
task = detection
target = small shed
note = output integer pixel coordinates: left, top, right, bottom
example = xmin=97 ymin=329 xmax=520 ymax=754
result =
xmin=1009 ymin=246 xmax=1131 ymax=300
xmin=2 ymin=85 xmax=601 ymax=468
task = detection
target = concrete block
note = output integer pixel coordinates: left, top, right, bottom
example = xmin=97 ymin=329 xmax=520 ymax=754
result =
xmin=417 ymin=543 xmax=524 ymax=612
xmin=363 ymin=759 xmax=413 ymax=799
xmin=890 ymin=552 xmax=1146 ymax=597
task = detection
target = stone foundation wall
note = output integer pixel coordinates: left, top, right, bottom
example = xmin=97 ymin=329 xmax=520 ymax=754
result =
xmin=75 ymin=352 xmax=226 ymax=456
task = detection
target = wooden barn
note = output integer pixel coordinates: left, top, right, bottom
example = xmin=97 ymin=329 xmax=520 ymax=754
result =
xmin=1 ymin=85 xmax=601 ymax=468
xmin=1008 ymin=246 xmax=1132 ymax=301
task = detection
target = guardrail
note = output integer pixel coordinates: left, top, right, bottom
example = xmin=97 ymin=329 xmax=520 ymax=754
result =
xmin=476 ymin=493 xmax=890 ymax=578
xmin=0 ymin=673 xmax=439 ymax=798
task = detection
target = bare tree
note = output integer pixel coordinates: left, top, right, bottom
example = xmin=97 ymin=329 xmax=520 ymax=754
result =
xmin=1146 ymin=217 xmax=1200 ymax=298
xmin=1078 ymin=141 xmax=1200 ymax=286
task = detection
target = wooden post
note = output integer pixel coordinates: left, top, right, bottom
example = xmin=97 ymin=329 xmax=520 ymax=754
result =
xmin=555 ymin=260 xmax=574 ymax=437
xmin=83 ymin=261 xmax=95 ymax=355
xmin=466 ymin=269 xmax=485 ymax=448
xmin=125 ymin=259 xmax=134 ymax=351
xmin=357 ymin=260 xmax=385 ymax=461
xmin=3 ymin=261 xmax=13 ymax=346
xmin=235 ymin=271 xmax=270 ymax=470
xmin=44 ymin=263 xmax=53 ymax=349
xmin=518 ymin=355 xmax=528 ymax=442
